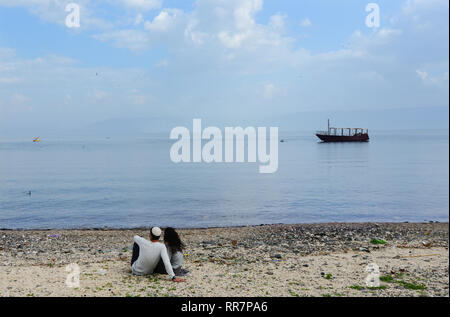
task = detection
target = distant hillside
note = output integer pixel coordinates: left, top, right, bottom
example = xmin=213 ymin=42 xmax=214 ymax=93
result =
xmin=0 ymin=106 xmax=447 ymax=139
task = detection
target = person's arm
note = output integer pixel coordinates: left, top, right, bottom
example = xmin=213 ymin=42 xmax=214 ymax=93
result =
xmin=133 ymin=235 xmax=145 ymax=245
xmin=160 ymin=245 xmax=184 ymax=282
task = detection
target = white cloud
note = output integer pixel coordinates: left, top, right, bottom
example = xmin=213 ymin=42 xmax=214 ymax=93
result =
xmin=95 ymin=0 xmax=290 ymax=52
xmin=218 ymin=31 xmax=249 ymax=49
xmin=144 ymin=9 xmax=182 ymax=32
xmin=134 ymin=13 xmax=144 ymax=25
xmin=10 ymin=93 xmax=29 ymax=104
xmin=300 ymin=18 xmax=312 ymax=27
xmin=120 ymin=0 xmax=162 ymax=11
xmin=347 ymin=28 xmax=403 ymax=50
xmin=232 ymin=0 xmax=262 ymax=30
xmin=358 ymin=71 xmax=384 ymax=81
xmin=94 ymin=90 xmax=108 ymax=101
xmin=403 ymin=0 xmax=448 ymax=14
xmin=93 ymin=29 xmax=150 ymax=51
xmin=269 ymin=13 xmax=286 ymax=31
xmin=416 ymin=70 xmax=428 ymax=80
xmin=0 ymin=0 xmax=114 ymax=30
xmin=0 ymin=46 xmax=15 ymax=59
xmin=7 ymin=93 xmax=33 ymax=113
xmin=416 ymin=69 xmax=449 ymax=86
xmin=400 ymin=0 xmax=449 ymax=35
xmin=156 ymin=59 xmax=169 ymax=67
xmin=444 ymin=72 xmax=449 ymax=81
xmin=184 ymin=20 xmax=208 ymax=45
xmin=262 ymin=83 xmax=276 ymax=99
xmin=0 ymin=77 xmax=21 ymax=84
xmin=0 ymin=50 xmax=159 ymax=128
xmin=0 ymin=0 xmax=161 ymax=30
xmin=131 ymin=93 xmax=153 ymax=105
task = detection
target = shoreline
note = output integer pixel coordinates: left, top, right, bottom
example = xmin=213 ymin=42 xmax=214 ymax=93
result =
xmin=1 ymin=222 xmax=448 ymax=297
xmin=1 ymin=220 xmax=447 ymax=231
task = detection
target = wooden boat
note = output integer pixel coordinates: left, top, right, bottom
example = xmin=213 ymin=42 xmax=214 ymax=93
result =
xmin=316 ymin=120 xmax=369 ymax=142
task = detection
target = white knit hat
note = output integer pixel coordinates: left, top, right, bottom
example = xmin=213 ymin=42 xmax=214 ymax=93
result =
xmin=151 ymin=227 xmax=162 ymax=237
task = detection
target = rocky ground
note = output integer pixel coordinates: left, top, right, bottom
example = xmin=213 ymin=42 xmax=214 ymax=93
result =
xmin=0 ymin=222 xmax=448 ymax=297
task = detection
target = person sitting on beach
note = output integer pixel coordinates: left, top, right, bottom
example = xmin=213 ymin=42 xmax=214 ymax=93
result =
xmin=131 ymin=227 xmax=185 ymax=282
xmin=154 ymin=227 xmax=189 ymax=276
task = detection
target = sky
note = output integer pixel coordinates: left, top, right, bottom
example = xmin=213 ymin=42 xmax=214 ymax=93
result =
xmin=0 ymin=0 xmax=448 ymax=137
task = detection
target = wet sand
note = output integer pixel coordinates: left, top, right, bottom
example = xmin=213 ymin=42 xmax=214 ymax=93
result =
xmin=0 ymin=222 xmax=448 ymax=297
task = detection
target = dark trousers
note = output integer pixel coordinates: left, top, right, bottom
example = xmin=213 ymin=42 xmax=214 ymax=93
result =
xmin=131 ymin=243 xmax=140 ymax=266
xmin=154 ymin=259 xmax=185 ymax=276
xmin=153 ymin=258 xmax=166 ymax=274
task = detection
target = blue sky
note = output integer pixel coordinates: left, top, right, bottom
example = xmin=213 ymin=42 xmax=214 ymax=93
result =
xmin=0 ymin=0 xmax=448 ymax=136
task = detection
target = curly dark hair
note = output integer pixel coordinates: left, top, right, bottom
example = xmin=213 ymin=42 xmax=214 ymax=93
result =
xmin=163 ymin=227 xmax=185 ymax=253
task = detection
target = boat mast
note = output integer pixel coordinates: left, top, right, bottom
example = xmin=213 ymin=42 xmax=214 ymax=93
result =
xmin=328 ymin=119 xmax=330 ymax=135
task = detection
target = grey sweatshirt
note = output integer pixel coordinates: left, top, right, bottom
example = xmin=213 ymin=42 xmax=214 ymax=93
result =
xmin=167 ymin=246 xmax=184 ymax=270
xmin=131 ymin=235 xmax=175 ymax=279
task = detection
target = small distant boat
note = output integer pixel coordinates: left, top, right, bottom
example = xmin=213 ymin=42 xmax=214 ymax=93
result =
xmin=33 ymin=137 xmax=40 ymax=142
xmin=316 ymin=119 xmax=369 ymax=142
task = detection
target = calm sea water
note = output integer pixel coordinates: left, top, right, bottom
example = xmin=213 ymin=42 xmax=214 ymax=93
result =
xmin=0 ymin=130 xmax=448 ymax=229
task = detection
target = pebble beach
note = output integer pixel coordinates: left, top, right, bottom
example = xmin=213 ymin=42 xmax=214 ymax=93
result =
xmin=0 ymin=222 xmax=448 ymax=297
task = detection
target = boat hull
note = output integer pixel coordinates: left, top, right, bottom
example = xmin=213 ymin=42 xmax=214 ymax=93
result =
xmin=316 ymin=134 xmax=369 ymax=142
